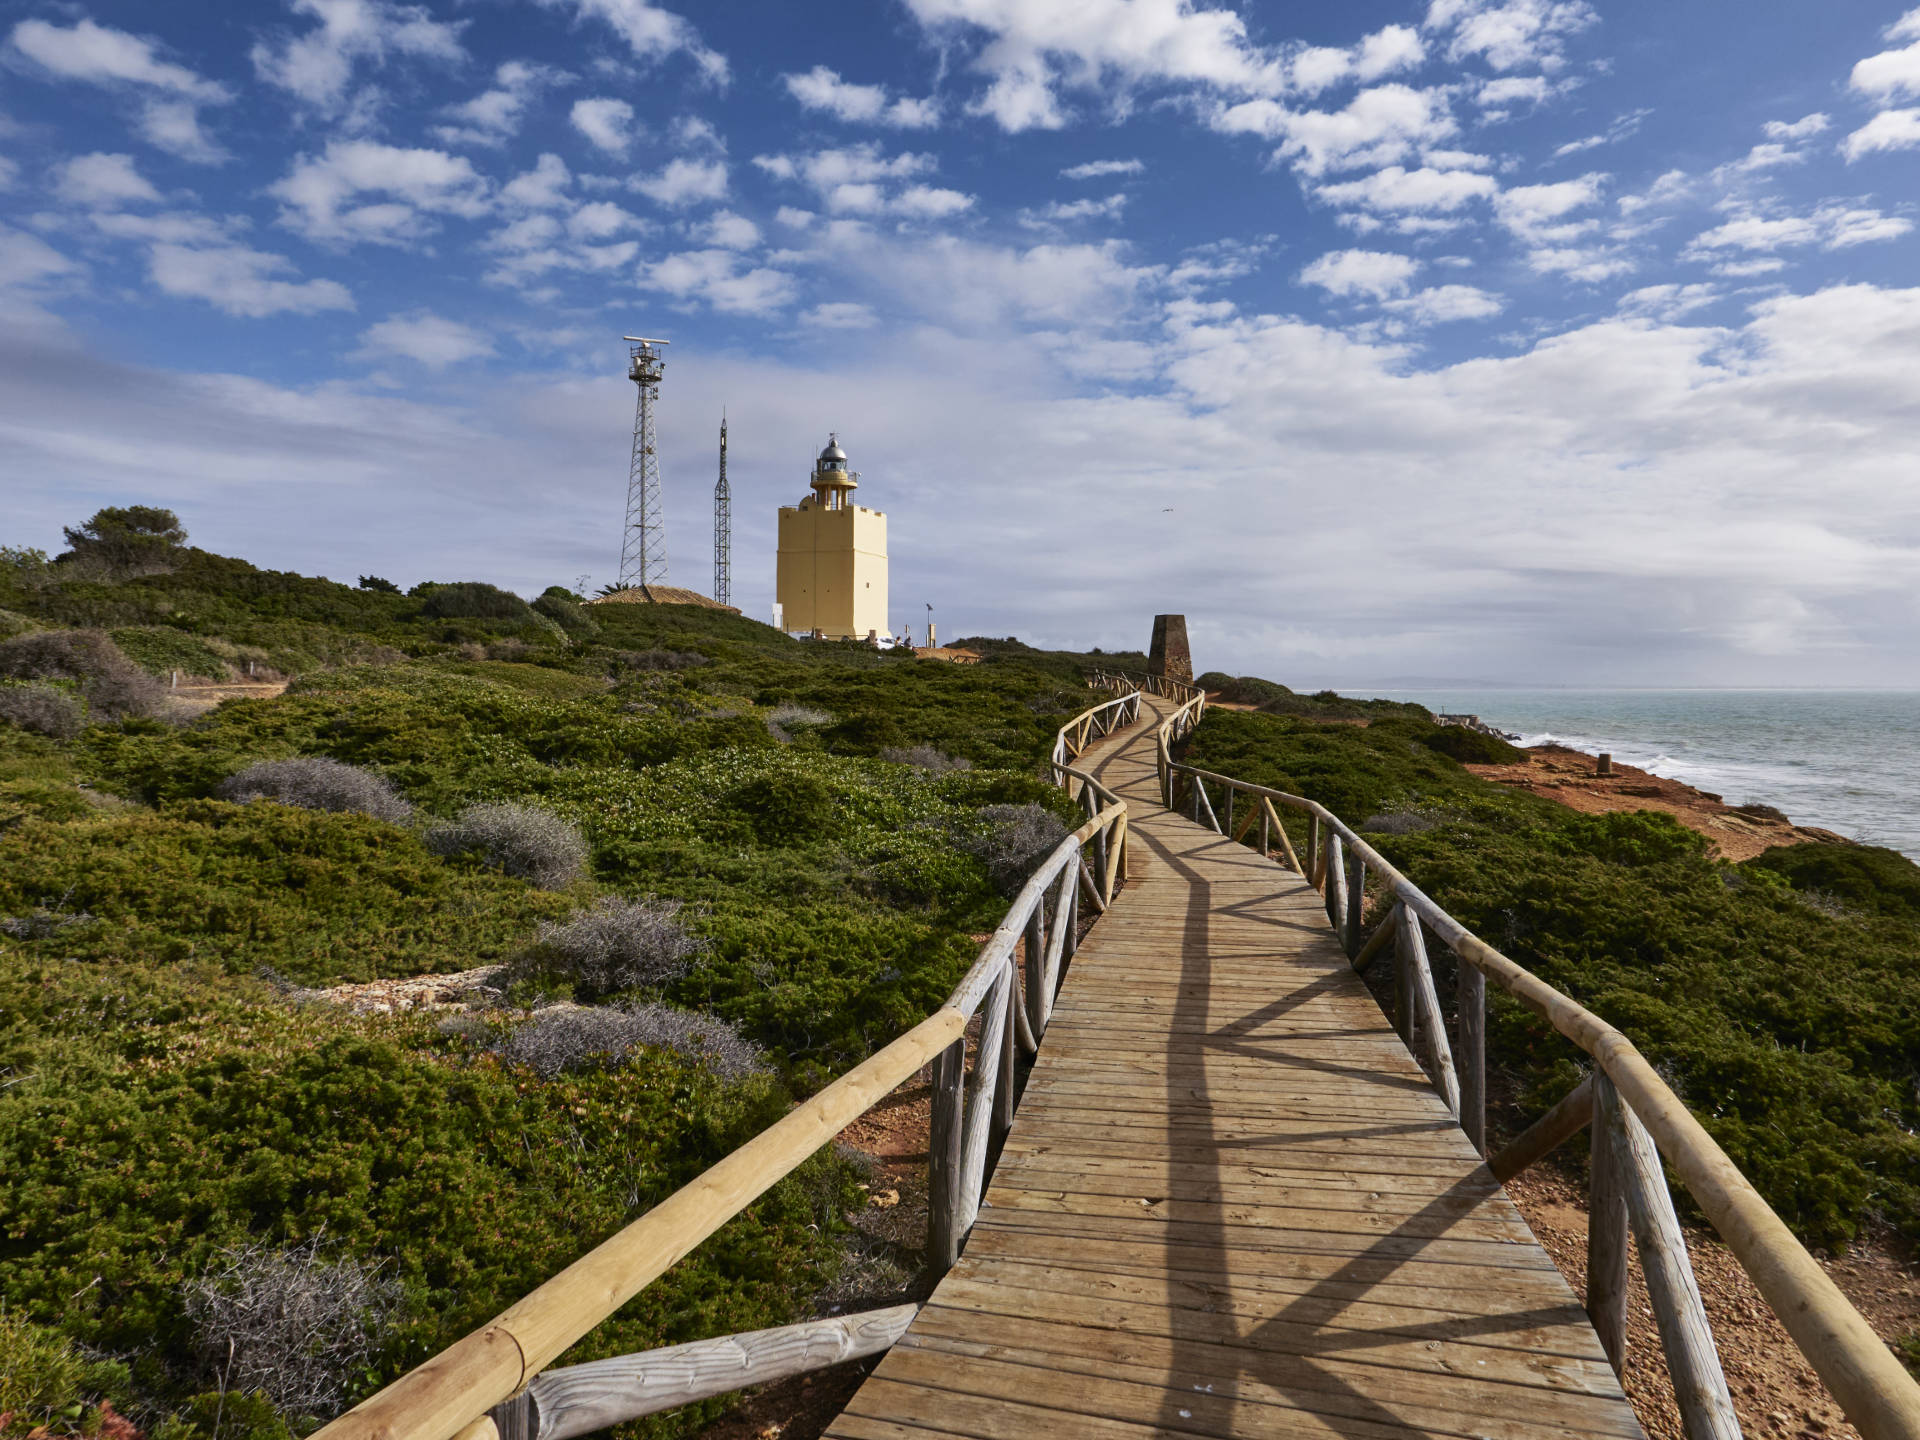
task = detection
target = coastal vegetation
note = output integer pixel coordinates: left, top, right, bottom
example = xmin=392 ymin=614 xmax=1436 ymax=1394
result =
xmin=0 ymin=514 xmax=1119 ymax=1440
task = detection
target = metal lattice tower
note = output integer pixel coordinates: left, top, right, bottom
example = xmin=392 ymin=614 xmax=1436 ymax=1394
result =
xmin=713 ymin=414 xmax=731 ymax=607
xmin=617 ymin=336 xmax=669 ymax=590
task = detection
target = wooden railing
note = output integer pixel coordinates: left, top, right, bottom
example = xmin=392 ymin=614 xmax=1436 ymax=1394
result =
xmin=1159 ymin=742 xmax=1920 ymax=1440
xmin=312 ymin=692 xmax=1143 ymax=1440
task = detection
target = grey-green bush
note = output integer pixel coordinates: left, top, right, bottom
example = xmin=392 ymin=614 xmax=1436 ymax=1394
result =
xmin=416 ymin=581 xmax=529 ymax=620
xmin=491 ymin=1002 xmax=765 ymax=1081
xmin=426 ymin=802 xmax=587 ymax=889
xmin=182 ymin=1237 xmax=402 ymax=1423
xmin=532 ymin=588 xmax=598 ymax=636
xmin=0 ymin=629 xmax=161 ymax=719
xmin=963 ymin=802 xmax=1070 ymax=896
xmin=880 ymin=744 xmax=973 ymax=775
xmin=0 ymin=681 xmax=85 ymax=739
xmin=216 ymin=757 xmax=414 ymax=823
xmin=523 ymin=895 xmax=704 ymax=999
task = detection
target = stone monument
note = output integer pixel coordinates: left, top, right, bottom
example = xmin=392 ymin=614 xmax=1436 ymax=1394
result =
xmin=1148 ymin=614 xmax=1192 ymax=684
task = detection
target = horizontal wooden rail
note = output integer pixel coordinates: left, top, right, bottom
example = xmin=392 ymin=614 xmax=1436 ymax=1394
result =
xmin=317 ymin=685 xmax=1146 ymax=1440
xmin=1160 ymin=755 xmax=1920 ymax=1440
xmin=509 ymin=1306 xmax=918 ymax=1440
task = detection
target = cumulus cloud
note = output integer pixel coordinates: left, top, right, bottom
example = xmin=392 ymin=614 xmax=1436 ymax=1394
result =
xmin=1061 ymin=158 xmax=1144 ymax=179
xmin=782 ymin=66 xmax=939 ymax=127
xmin=1843 ymin=106 xmax=1920 ymax=160
xmin=1492 ymin=172 xmax=1606 ymax=241
xmin=356 ymin=311 xmax=494 ymax=368
xmin=1299 ymin=247 xmax=1419 ymax=299
xmin=537 ymin=0 xmax=727 ymax=85
xmin=1764 ymin=112 xmax=1830 ymax=141
xmin=54 ymin=152 xmax=161 ymax=209
xmin=1025 ymin=194 xmax=1128 ymax=225
xmin=251 ymin=0 xmax=465 ymax=114
xmin=1219 ymin=85 xmax=1459 ymax=176
xmin=753 ymin=143 xmax=970 ymax=219
xmin=0 ymin=223 xmax=81 ymax=292
xmin=900 ymin=0 xmax=1284 ymax=132
xmin=1683 ymin=203 xmax=1913 ymax=256
xmin=436 ymin=61 xmax=564 ymax=147
xmin=147 ymin=242 xmax=353 ymax=317
xmin=501 ymin=153 xmax=573 ymax=210
xmin=1425 ymin=0 xmax=1597 ymax=73
xmin=1383 ymin=283 xmax=1503 ymax=322
xmin=271 ymin=141 xmax=491 ymax=246
xmin=9 ymin=17 xmax=232 ymax=162
xmin=1317 ymin=165 xmax=1498 ymax=218
xmin=640 ymin=249 xmax=793 ymax=313
xmin=631 ymin=157 xmax=728 ymax=207
xmin=569 ymin=98 xmax=636 ymax=156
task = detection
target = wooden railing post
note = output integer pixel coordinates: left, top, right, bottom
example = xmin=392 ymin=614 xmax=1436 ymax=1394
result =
xmin=1391 ymin=902 xmax=1416 ymax=1049
xmin=1345 ymin=847 xmax=1365 ymax=959
xmin=1308 ymin=815 xmax=1324 ymax=889
xmin=1601 ymin=1084 xmax=1742 ymax=1440
xmin=1458 ymin=958 xmax=1486 ymax=1156
xmin=1324 ymin=832 xmax=1346 ymax=936
xmin=1588 ymin=1070 xmax=1630 ymax=1376
xmin=927 ymin=1037 xmax=965 ymax=1272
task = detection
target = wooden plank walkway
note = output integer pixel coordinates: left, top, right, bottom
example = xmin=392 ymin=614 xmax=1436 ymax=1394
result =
xmin=828 ymin=698 xmax=1643 ymax=1440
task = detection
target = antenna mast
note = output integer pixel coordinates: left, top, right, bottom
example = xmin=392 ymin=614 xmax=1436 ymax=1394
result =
xmin=714 ymin=413 xmax=731 ymax=607
xmin=617 ymin=336 xmax=669 ymax=590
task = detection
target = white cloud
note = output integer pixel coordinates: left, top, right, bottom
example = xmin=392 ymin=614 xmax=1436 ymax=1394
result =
xmin=1492 ymin=172 xmax=1605 ymax=241
xmin=250 ymin=0 xmax=465 ymax=113
xmin=1712 ymin=257 xmax=1787 ymax=277
xmin=1683 ymin=204 xmax=1913 ymax=257
xmin=1299 ymin=248 xmax=1419 ymax=299
xmin=568 ymin=201 xmax=644 ymax=240
xmin=802 ymin=301 xmax=878 ymax=329
xmin=900 ymin=0 xmax=1285 ymax=133
xmin=1843 ymin=106 xmax=1920 ymax=160
xmin=570 ymin=98 xmax=636 ymax=156
xmin=1616 ymin=283 xmax=1718 ymax=321
xmin=1426 ymin=0 xmax=1597 ymax=73
xmin=1061 ymin=158 xmax=1144 ymax=179
xmin=697 ymin=209 xmax=760 ymax=248
xmin=436 ymin=61 xmax=563 ymax=147
xmin=0 ymin=223 xmax=80 ymax=291
xmin=1478 ymin=75 xmax=1549 ymax=108
xmin=1551 ymin=108 xmax=1649 ymax=157
xmin=641 ymin=249 xmax=794 ymax=314
xmin=0 ymin=157 xmax=16 ymax=192
xmin=1383 ymin=283 xmax=1502 ymax=322
xmin=632 ymin=157 xmax=728 ymax=207
xmin=1852 ymin=38 xmax=1920 ymax=103
xmin=148 ymin=241 xmax=355 ymax=317
xmin=502 ymin=153 xmax=573 ymax=210
xmin=1524 ymin=245 xmax=1632 ymax=281
xmin=783 ymin=66 xmax=939 ymax=128
xmin=1764 ymin=113 xmax=1830 ymax=142
xmin=1317 ymin=165 xmax=1498 ymax=215
xmin=1220 ymin=85 xmax=1459 ymax=177
xmin=775 ymin=206 xmax=815 ymax=229
xmin=1356 ymin=25 xmax=1426 ymax=81
xmin=1027 ymin=194 xmax=1128 ymax=224
xmin=55 ymin=152 xmax=161 ymax=209
xmin=271 ymin=141 xmax=491 ymax=246
xmin=9 ymin=18 xmax=232 ymax=163
xmin=537 ymin=0 xmax=727 ymax=85
xmin=754 ymin=144 xmax=969 ymax=219
xmin=356 ymin=311 xmax=494 ymax=368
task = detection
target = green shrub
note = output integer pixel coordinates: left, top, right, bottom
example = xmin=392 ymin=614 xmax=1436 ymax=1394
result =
xmin=0 ymin=1307 xmax=132 ymax=1432
xmin=1746 ymin=842 xmax=1920 ymax=922
xmin=415 ymin=583 xmax=529 ymax=621
xmin=61 ymin=505 xmax=187 ymax=575
xmin=1418 ymin=725 xmax=1528 ymax=764
xmin=727 ymin=772 xmax=833 ymax=845
xmin=532 ymin=589 xmax=598 ymax=636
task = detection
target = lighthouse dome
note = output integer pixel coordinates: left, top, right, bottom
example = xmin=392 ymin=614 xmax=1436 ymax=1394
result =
xmin=818 ymin=434 xmax=847 ymax=468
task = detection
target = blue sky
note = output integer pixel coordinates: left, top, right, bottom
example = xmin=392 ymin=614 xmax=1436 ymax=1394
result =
xmin=4 ymin=0 xmax=1920 ymax=685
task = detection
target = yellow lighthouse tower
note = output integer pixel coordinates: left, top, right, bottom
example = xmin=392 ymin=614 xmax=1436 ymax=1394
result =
xmin=776 ymin=434 xmax=890 ymax=640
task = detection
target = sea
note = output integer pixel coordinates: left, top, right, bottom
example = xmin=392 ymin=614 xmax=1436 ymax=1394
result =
xmin=1369 ymin=690 xmax=1920 ymax=862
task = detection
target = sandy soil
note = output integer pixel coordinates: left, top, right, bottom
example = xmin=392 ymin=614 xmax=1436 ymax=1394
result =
xmin=1504 ymin=1165 xmax=1918 ymax=1440
xmin=160 ymin=678 xmax=289 ymax=720
xmin=1466 ymin=744 xmax=1850 ymax=862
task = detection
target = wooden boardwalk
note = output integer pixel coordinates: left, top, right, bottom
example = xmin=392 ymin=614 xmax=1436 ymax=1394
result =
xmin=828 ymin=700 xmax=1644 ymax=1440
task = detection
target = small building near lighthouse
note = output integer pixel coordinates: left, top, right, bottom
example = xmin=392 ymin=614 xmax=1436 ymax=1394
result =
xmin=776 ymin=434 xmax=889 ymax=640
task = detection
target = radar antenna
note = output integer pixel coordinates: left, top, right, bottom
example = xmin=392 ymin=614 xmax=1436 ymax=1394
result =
xmin=713 ymin=412 xmax=731 ymax=607
xmin=617 ymin=337 xmax=669 ymax=589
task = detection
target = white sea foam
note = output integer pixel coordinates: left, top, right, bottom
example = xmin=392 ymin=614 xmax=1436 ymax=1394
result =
xmin=1382 ymin=689 xmax=1920 ymax=858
